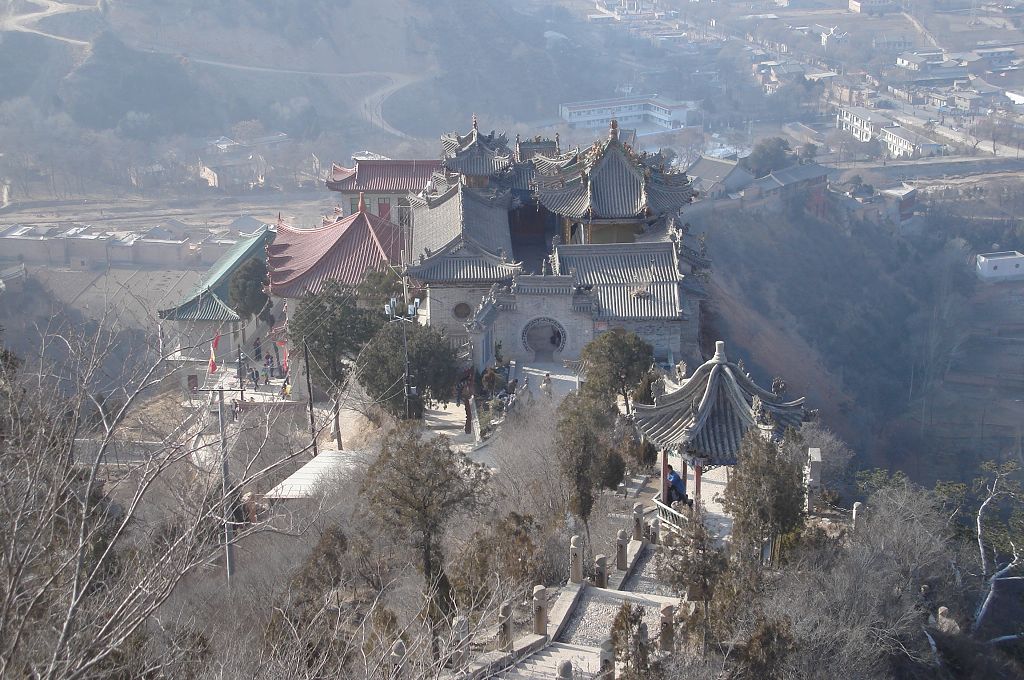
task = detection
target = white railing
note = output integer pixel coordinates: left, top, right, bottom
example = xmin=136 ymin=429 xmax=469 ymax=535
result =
xmin=651 ymin=493 xmax=690 ymax=535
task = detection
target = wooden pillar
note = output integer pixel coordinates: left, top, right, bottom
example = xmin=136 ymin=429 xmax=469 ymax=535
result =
xmin=681 ymin=459 xmax=688 ymax=497
xmin=694 ymin=463 xmax=702 ymax=504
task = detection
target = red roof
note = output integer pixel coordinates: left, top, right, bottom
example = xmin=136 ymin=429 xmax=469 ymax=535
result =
xmin=326 ymin=158 xmax=442 ymax=194
xmin=267 ymin=204 xmax=402 ymax=298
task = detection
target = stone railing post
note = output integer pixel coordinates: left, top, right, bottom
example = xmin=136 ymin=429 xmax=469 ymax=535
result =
xmin=615 ymin=530 xmax=629 ymax=571
xmin=557 ymin=659 xmax=574 ymax=679
xmin=390 ymin=639 xmax=406 ymax=678
xmin=632 ymin=503 xmax=644 ymax=541
xmin=650 ymin=517 xmax=660 ymax=545
xmin=660 ymin=604 xmax=675 ymax=651
xmin=805 ymin=447 xmax=822 ymax=512
xmin=498 ymin=601 xmax=513 ymax=652
xmin=569 ymin=535 xmax=583 ymax=584
xmin=594 ymin=554 xmax=608 ymax=588
xmin=852 ymin=501 xmax=863 ymax=532
xmin=599 ymin=637 xmax=615 ymax=676
xmin=451 ymin=615 xmax=469 ymax=670
xmin=533 ymin=585 xmax=548 ymax=636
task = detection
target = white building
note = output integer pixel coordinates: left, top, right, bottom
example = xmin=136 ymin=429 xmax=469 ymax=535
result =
xmin=878 ymin=126 xmax=945 ymax=158
xmin=559 ymin=94 xmax=700 ymax=129
xmin=976 ymin=251 xmax=1024 ymax=281
xmin=836 ymin=106 xmax=894 ymax=142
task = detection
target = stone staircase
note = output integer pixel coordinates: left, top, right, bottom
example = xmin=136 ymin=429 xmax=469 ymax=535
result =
xmin=495 ymin=642 xmax=601 ymax=679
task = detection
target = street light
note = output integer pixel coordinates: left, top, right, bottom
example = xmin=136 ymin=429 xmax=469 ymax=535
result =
xmin=384 ymin=297 xmax=421 ymax=419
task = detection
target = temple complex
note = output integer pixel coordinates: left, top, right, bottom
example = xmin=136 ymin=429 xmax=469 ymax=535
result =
xmin=632 ymin=340 xmax=808 ymax=503
xmin=290 ymin=117 xmax=704 ymax=367
xmin=411 ymin=118 xmax=702 ymax=365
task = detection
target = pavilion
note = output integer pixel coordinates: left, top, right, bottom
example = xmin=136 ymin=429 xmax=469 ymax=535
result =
xmin=632 ymin=341 xmax=808 ymax=505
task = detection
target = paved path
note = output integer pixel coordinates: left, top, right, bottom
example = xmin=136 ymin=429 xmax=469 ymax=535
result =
xmin=689 ymin=465 xmax=733 ymax=540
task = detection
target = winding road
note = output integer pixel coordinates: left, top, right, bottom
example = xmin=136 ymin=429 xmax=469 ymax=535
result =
xmin=0 ymin=0 xmax=93 ymax=46
xmin=0 ymin=0 xmax=426 ymax=139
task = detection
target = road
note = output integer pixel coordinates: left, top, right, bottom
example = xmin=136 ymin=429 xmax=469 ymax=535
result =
xmin=0 ymin=0 xmax=429 ymax=139
xmin=0 ymin=0 xmax=94 ymax=46
xmin=0 ymin=190 xmax=335 ymax=229
xmin=144 ymin=52 xmax=430 ymax=139
xmin=828 ymin=156 xmax=1024 ymax=184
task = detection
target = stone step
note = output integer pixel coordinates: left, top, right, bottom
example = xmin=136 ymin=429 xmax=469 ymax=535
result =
xmin=496 ymin=642 xmax=601 ymax=679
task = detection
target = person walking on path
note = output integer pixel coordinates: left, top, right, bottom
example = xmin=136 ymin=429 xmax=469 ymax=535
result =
xmin=539 ymin=372 xmax=553 ymax=399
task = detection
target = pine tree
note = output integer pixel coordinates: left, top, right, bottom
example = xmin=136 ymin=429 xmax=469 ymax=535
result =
xmin=228 ymin=256 xmax=271 ymax=322
xmin=723 ymin=431 xmax=804 ymax=565
xmin=579 ymin=328 xmax=653 ymax=412
xmin=288 ymin=281 xmax=381 ymax=391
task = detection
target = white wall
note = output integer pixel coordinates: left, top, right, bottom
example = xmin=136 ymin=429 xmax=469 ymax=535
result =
xmin=977 ymin=252 xmax=1024 ymax=281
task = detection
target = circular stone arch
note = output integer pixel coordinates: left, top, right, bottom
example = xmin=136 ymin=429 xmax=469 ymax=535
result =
xmin=521 ymin=317 xmax=567 ymax=356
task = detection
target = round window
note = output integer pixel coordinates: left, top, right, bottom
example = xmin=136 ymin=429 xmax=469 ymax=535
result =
xmin=453 ymin=302 xmax=472 ymax=320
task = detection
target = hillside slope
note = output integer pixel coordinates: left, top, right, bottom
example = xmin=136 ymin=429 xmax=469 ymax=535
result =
xmin=701 ymin=200 xmax=944 ymax=466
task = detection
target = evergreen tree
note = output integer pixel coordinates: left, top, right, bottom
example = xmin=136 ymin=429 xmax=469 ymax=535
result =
xmin=579 ymin=328 xmax=653 ymax=412
xmin=554 ymin=391 xmax=618 ymax=547
xmin=228 ymin=256 xmax=271 ymax=322
xmin=741 ymin=137 xmax=793 ymax=178
xmin=356 ymin=321 xmax=456 ymax=418
xmin=723 ymin=431 xmax=805 ymax=564
xmin=287 ymin=281 xmax=381 ymax=392
xmin=362 ymin=426 xmax=488 ymax=646
xmin=354 ymin=267 xmax=404 ymax=308
xmin=610 ymin=602 xmax=652 ymax=678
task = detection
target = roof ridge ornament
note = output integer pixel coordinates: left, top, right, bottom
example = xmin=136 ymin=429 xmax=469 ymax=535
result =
xmin=472 ymin=113 xmax=478 ymax=130
xmin=358 ymin=192 xmax=366 ymax=213
xmin=609 ymin=118 xmax=619 ymax=142
xmin=713 ymin=340 xmax=727 ymax=364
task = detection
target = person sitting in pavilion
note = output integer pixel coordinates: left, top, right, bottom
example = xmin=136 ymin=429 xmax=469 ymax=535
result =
xmin=665 ymin=464 xmax=687 ymax=506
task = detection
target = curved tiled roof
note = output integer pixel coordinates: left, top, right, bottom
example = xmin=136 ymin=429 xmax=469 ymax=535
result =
xmin=158 ymin=288 xmax=239 ymax=322
xmin=326 ymin=159 xmax=442 ymax=194
xmin=633 ymin=341 xmax=806 ymax=465
xmin=409 ymin=182 xmax=513 ymax=261
xmin=405 ymin=241 xmax=521 ymax=284
xmin=441 ymin=119 xmax=513 ymax=177
xmin=536 ymin=121 xmax=694 ymax=220
xmin=158 ymin=227 xmax=271 ymax=321
xmin=553 ymin=242 xmax=689 ymax=320
xmin=267 ymin=204 xmax=402 ymax=298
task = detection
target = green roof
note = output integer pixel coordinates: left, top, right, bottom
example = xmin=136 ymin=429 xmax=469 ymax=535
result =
xmin=158 ymin=289 xmax=240 ymax=322
xmin=159 ymin=226 xmax=273 ymax=320
xmin=200 ymin=226 xmax=274 ymax=301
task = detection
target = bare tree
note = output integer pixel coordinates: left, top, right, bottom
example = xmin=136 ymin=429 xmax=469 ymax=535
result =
xmin=0 ymin=318 xmax=311 ymax=679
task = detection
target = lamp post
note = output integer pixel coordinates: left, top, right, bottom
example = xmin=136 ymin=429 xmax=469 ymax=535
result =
xmin=384 ymin=297 xmax=420 ymax=419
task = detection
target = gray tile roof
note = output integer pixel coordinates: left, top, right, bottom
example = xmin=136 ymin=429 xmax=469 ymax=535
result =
xmin=535 ymin=126 xmax=693 ymax=220
xmin=441 ymin=124 xmax=513 ymax=177
xmin=553 ymin=242 xmax=688 ymax=320
xmin=633 ymin=341 xmax=806 ymax=465
xmin=409 ymin=182 xmax=513 ymax=261
xmin=533 ymin=150 xmax=581 ymax=176
xmin=405 ymin=241 xmax=521 ymax=283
